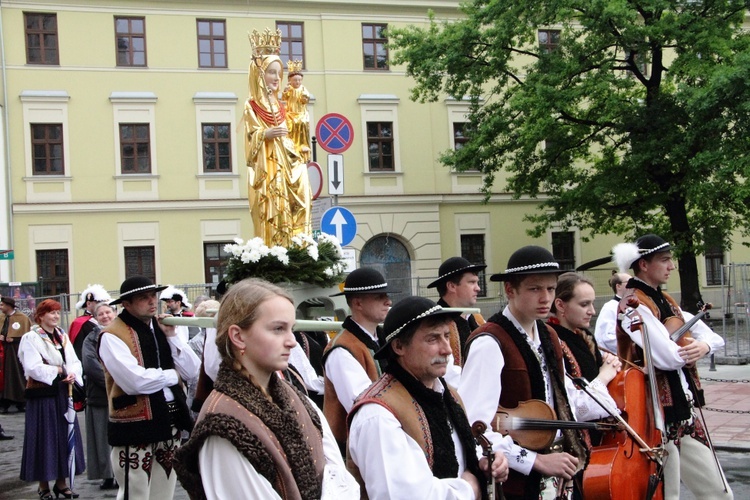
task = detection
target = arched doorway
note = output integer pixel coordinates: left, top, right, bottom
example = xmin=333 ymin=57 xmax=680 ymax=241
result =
xmin=360 ymin=235 xmax=412 ymax=301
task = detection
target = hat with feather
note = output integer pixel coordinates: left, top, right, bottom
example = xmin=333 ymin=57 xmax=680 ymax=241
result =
xmin=612 ymin=234 xmax=672 ymax=272
xmin=75 ymin=284 xmax=112 ymax=310
xmin=159 ymin=286 xmax=192 ymax=309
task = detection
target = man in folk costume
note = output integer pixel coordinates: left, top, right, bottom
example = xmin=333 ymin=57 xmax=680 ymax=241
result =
xmin=159 ymin=286 xmax=194 ymax=343
xmin=99 ymin=276 xmax=200 ymax=500
xmin=0 ymin=296 xmax=32 ymax=413
xmin=427 ymin=256 xmax=487 ymax=369
xmin=69 ymin=284 xmax=111 ymax=361
xmin=348 ymin=296 xmax=509 ymax=498
xmin=459 ymin=246 xmax=587 ymax=500
xmin=322 ymin=267 xmax=398 ymax=453
xmin=593 ymin=271 xmax=631 ymax=353
xmin=612 ymin=235 xmax=732 ymax=500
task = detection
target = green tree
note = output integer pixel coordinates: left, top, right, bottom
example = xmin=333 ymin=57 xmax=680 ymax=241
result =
xmin=390 ymin=0 xmax=750 ymax=310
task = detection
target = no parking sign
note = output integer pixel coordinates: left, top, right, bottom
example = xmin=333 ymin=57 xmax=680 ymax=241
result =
xmin=316 ymin=113 xmax=354 ymax=154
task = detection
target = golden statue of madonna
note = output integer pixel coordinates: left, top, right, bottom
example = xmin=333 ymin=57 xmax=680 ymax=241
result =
xmin=245 ymin=28 xmax=312 ymax=247
xmin=282 ymin=60 xmax=311 ymax=163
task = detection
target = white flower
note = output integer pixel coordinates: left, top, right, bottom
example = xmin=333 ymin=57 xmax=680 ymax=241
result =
xmin=306 ymin=244 xmax=319 ymax=261
xmin=240 ymin=252 xmax=253 ymax=264
xmin=269 ymin=246 xmax=289 ymax=264
xmin=291 ymin=236 xmax=303 ymax=246
xmin=248 ymin=249 xmax=262 ymax=263
xmin=231 ymin=245 xmax=243 ymax=257
xmin=247 ymin=238 xmax=264 ymax=252
xmin=324 ymin=267 xmax=334 ymax=277
xmin=233 ymin=237 xmax=244 ymax=245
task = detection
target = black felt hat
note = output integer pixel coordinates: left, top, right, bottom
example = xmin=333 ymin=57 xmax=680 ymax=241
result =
xmin=427 ymin=256 xmax=487 ymax=289
xmin=109 ymin=276 xmax=168 ymax=305
xmin=611 ymin=234 xmax=673 ymax=271
xmin=374 ymin=296 xmax=460 ymax=360
xmin=330 ymin=267 xmax=399 ymax=297
xmin=0 ymin=296 xmax=15 ymax=308
xmin=490 ymin=245 xmax=562 ymax=282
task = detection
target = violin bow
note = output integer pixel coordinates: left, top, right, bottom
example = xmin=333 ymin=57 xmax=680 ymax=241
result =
xmin=599 ymin=347 xmax=643 ymax=372
xmin=565 ymin=372 xmax=660 ymax=458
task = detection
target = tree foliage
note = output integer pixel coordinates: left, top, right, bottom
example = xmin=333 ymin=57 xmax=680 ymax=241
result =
xmin=389 ymin=0 xmax=750 ymax=308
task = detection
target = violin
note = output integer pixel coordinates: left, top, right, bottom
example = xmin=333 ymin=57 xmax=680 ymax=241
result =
xmin=664 ymin=302 xmax=711 ymax=347
xmin=492 ymin=399 xmax=618 ymax=451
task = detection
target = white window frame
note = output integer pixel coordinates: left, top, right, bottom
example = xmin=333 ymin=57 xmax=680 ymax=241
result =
xmin=20 ymin=90 xmax=72 ymax=203
xmin=358 ymin=94 xmax=402 ymax=195
xmin=110 ymin=92 xmax=158 ymax=201
xmin=193 ymin=92 xmax=239 ymax=200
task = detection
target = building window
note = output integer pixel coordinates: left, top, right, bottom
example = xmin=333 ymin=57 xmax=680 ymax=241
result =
xmin=705 ymin=245 xmax=724 ymax=286
xmin=36 ymin=249 xmax=69 ymax=296
xmin=202 ymin=123 xmax=231 ymax=172
xmin=197 ymin=19 xmax=226 ymax=68
xmin=125 ymin=246 xmax=156 ymax=282
xmin=453 ymin=122 xmax=469 ymax=151
xmin=24 ymin=12 xmax=59 ymax=65
xmin=461 ymin=234 xmax=487 ymax=298
xmin=367 ymin=122 xmax=394 ymax=171
xmin=360 ymin=236 xmax=411 ymax=300
xmin=552 ymin=231 xmax=575 ymax=270
xmin=204 ymin=242 xmax=232 ymax=285
xmin=362 ymin=23 xmax=388 ymax=70
xmin=538 ymin=29 xmax=561 ymax=54
xmin=31 ymin=124 xmax=64 ymax=175
xmin=115 ymin=16 xmax=147 ymax=67
xmin=276 ymin=21 xmax=304 ymax=67
xmin=119 ymin=124 xmax=151 ymax=174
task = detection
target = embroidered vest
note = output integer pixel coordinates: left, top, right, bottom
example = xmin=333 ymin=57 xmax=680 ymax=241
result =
xmin=448 ymin=313 xmax=485 ymax=367
xmin=101 ymin=317 xmax=182 ymax=446
xmin=322 ymin=329 xmax=381 ymax=448
xmin=465 ymin=319 xmax=572 ymax=499
xmin=346 ymin=373 xmax=464 ymax=499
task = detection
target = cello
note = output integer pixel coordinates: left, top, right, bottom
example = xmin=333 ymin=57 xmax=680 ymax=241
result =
xmin=582 ymin=294 xmax=667 ymax=500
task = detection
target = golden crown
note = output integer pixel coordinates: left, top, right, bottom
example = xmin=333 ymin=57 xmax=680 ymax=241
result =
xmin=287 ymin=60 xmax=303 ymax=75
xmin=248 ymin=28 xmax=282 ymax=57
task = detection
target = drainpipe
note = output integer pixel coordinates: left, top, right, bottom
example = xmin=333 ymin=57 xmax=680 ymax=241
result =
xmin=0 ymin=1 xmax=15 ymax=281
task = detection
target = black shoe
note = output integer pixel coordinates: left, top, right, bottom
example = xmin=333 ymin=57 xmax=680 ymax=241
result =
xmin=0 ymin=431 xmax=13 ymax=440
xmin=52 ymin=485 xmax=79 ymax=499
xmin=100 ymin=478 xmax=118 ymax=490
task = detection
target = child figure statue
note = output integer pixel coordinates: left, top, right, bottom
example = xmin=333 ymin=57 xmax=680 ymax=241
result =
xmin=282 ymin=60 xmax=311 ymax=163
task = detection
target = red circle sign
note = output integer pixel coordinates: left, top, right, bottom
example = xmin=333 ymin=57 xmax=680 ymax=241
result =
xmin=307 ymin=161 xmax=323 ymax=200
xmin=315 ymin=113 xmax=354 ymax=154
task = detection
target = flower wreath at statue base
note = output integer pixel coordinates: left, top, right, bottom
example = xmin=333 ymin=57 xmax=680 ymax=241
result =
xmin=223 ymin=233 xmax=346 ymax=288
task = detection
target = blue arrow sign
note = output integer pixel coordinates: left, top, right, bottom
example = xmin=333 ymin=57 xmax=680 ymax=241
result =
xmin=320 ymin=206 xmax=357 ymax=247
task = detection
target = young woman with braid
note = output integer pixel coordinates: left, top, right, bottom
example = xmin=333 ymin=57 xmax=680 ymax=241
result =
xmin=175 ymin=278 xmax=358 ymax=499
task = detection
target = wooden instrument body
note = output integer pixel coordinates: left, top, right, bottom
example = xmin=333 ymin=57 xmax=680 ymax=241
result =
xmin=583 ymin=368 xmax=664 ymax=500
xmin=492 ymin=399 xmax=558 ymax=451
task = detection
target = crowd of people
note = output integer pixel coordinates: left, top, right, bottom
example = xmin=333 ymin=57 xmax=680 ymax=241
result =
xmin=0 ymin=233 xmax=735 ymax=499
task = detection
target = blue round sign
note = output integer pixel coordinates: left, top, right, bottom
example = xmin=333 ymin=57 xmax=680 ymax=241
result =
xmin=316 ymin=113 xmax=354 ymax=154
xmin=320 ymin=206 xmax=357 ymax=247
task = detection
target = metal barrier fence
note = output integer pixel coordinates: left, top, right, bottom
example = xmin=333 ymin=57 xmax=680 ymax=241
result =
xmin=11 ymin=268 xmax=749 ymax=359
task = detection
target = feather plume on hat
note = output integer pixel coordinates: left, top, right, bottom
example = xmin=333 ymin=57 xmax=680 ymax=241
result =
xmin=612 ymin=243 xmax=642 ymax=272
xmin=75 ymin=284 xmax=112 ymax=309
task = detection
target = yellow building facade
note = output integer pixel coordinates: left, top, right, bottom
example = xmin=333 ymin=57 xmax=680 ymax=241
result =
xmin=0 ymin=0 xmax=746 ymax=310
